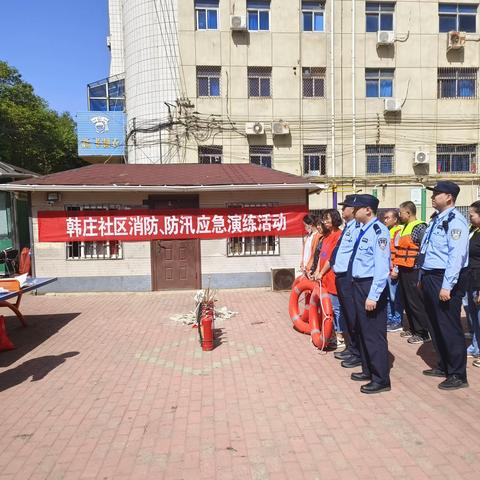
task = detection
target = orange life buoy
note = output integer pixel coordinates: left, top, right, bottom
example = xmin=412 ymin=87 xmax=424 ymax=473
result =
xmin=18 ymin=248 xmax=31 ymax=275
xmin=292 ymin=275 xmax=311 ymax=323
xmin=309 ymin=284 xmax=334 ymax=350
xmin=289 ymin=277 xmax=316 ymax=334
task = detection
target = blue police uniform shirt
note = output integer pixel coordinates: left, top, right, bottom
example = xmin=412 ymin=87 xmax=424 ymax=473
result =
xmin=420 ymin=206 xmax=469 ymax=290
xmin=332 ymin=219 xmax=361 ymax=274
xmin=351 ymin=218 xmax=391 ymax=301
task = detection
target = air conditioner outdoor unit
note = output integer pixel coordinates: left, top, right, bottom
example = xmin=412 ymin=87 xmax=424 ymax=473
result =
xmin=307 ymin=170 xmax=320 ymax=177
xmin=377 ymin=30 xmax=395 ymax=45
xmin=230 ymin=15 xmax=247 ymax=30
xmin=271 ymin=121 xmax=290 ymax=135
xmin=384 ymin=98 xmax=401 ymax=112
xmin=245 ymin=122 xmax=265 ymax=135
xmin=448 ymin=31 xmax=466 ymax=50
xmin=414 ymin=150 xmax=430 ymax=165
xmin=271 ymin=268 xmax=295 ymax=291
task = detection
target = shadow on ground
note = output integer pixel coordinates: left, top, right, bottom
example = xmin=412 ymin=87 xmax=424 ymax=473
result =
xmin=0 ymin=351 xmax=79 ymax=392
xmin=0 ymin=313 xmax=81 ymax=368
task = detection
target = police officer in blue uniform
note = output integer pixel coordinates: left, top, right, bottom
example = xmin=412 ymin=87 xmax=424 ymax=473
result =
xmin=349 ymin=194 xmax=391 ymax=394
xmin=419 ymin=181 xmax=469 ymax=390
xmin=331 ymin=195 xmax=363 ymax=367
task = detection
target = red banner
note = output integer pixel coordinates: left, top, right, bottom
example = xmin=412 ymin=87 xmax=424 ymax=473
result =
xmin=38 ymin=206 xmax=308 ymax=242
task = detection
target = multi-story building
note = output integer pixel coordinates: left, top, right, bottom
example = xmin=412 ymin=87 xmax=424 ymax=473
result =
xmin=88 ymin=0 xmax=480 ymax=213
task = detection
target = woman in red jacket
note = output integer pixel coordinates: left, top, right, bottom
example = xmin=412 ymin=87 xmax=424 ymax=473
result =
xmin=313 ymin=209 xmax=344 ymax=348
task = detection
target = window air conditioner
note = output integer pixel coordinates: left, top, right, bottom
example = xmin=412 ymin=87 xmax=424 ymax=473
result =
xmin=384 ymin=98 xmax=401 ymax=112
xmin=271 ymin=121 xmax=290 ymax=135
xmin=414 ymin=151 xmax=430 ymax=165
xmin=271 ymin=268 xmax=295 ymax=291
xmin=377 ymin=30 xmax=395 ymax=45
xmin=448 ymin=31 xmax=466 ymax=50
xmin=245 ymin=122 xmax=265 ymax=135
xmin=230 ymin=15 xmax=247 ymax=31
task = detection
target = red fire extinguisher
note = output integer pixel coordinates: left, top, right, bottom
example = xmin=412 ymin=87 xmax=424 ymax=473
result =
xmin=197 ymin=302 xmax=215 ymax=351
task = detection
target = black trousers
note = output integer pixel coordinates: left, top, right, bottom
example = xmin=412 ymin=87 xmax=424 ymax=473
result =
xmin=336 ymin=274 xmax=361 ymax=361
xmin=398 ymin=267 xmax=430 ymax=338
xmin=421 ymin=269 xmax=467 ymax=380
xmin=353 ymin=279 xmax=390 ymax=386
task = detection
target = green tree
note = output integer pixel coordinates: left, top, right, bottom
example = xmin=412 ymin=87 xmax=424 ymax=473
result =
xmin=0 ymin=61 xmax=85 ymax=174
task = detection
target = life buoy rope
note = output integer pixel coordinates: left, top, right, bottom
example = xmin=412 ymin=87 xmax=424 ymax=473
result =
xmin=309 ymin=283 xmax=334 ymax=350
xmin=288 ymin=277 xmax=316 ymax=334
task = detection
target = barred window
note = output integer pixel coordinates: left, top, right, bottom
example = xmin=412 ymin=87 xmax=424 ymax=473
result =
xmin=302 ymin=1 xmax=324 ymax=32
xmin=226 ymin=202 xmax=280 ymax=257
xmin=438 ymin=68 xmax=477 ymax=99
xmin=366 ymin=68 xmax=394 ymax=97
xmin=439 ymin=3 xmax=476 ymax=33
xmin=247 ymin=0 xmax=270 ymax=31
xmin=197 ymin=66 xmax=221 ymax=97
xmin=199 ymin=145 xmax=223 ymax=164
xmin=66 ymin=205 xmax=124 ymax=260
xmin=303 ymin=67 xmax=325 ymax=97
xmin=195 ymin=0 xmax=219 ymax=30
xmin=250 ymin=146 xmax=272 ymax=168
xmin=366 ymin=2 xmax=394 ymax=32
xmin=366 ymin=145 xmax=394 ymax=174
xmin=248 ymin=67 xmax=272 ymax=97
xmin=303 ymin=145 xmax=326 ymax=175
xmin=436 ymin=144 xmax=476 ymax=173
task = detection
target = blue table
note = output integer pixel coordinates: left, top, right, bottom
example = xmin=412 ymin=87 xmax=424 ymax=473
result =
xmin=0 ymin=277 xmax=57 ymax=326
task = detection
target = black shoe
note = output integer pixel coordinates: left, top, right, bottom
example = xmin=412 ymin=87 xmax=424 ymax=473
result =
xmin=334 ymin=350 xmax=352 ymax=360
xmin=341 ymin=359 xmax=362 ymax=368
xmin=422 ymin=368 xmax=446 ymax=378
xmin=351 ymin=372 xmax=371 ymax=382
xmin=360 ymin=381 xmax=391 ymax=394
xmin=438 ymin=375 xmax=468 ymax=390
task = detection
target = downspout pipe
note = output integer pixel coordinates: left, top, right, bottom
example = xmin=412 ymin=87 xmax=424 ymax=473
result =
xmin=351 ymin=0 xmax=356 ymax=184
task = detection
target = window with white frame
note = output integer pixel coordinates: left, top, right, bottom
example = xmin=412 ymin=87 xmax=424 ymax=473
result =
xmin=302 ymin=1 xmax=325 ymax=32
xmin=247 ymin=0 xmax=270 ymax=31
xmin=365 ymin=68 xmax=394 ymax=97
xmin=366 ymin=145 xmax=394 ymax=174
xmin=226 ymin=202 xmax=280 ymax=257
xmin=197 ymin=66 xmax=221 ymax=97
xmin=65 ymin=205 xmax=124 ymax=260
xmin=436 ymin=144 xmax=476 ymax=173
xmin=366 ymin=2 xmax=394 ymax=32
xmin=302 ymin=67 xmax=326 ymax=97
xmin=250 ymin=146 xmax=272 ymax=168
xmin=439 ymin=3 xmax=477 ymax=33
xmin=195 ymin=0 xmax=219 ymax=30
xmin=304 ymin=145 xmax=327 ymax=175
xmin=438 ymin=68 xmax=477 ymax=99
xmin=248 ymin=67 xmax=272 ymax=97
xmin=198 ymin=145 xmax=223 ymax=164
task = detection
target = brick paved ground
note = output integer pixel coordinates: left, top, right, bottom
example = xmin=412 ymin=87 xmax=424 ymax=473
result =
xmin=0 ymin=289 xmax=479 ymax=480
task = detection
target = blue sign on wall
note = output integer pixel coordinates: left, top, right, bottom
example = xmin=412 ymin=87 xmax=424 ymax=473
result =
xmin=76 ymin=111 xmax=126 ymax=157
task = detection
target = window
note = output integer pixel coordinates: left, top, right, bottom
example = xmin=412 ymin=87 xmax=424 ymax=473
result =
xmin=303 ymin=145 xmax=327 ymax=175
xmin=438 ymin=68 xmax=477 ymax=98
xmin=436 ymin=144 xmax=476 ymax=173
xmin=302 ymin=67 xmax=325 ymax=97
xmin=365 ymin=68 xmax=394 ymax=97
xmin=88 ymin=76 xmax=125 ymax=111
xmin=247 ymin=0 xmax=270 ymax=31
xmin=366 ymin=145 xmax=394 ymax=174
xmin=227 ymin=202 xmax=280 ymax=257
xmin=250 ymin=146 xmax=272 ymax=168
xmin=366 ymin=2 xmax=394 ymax=32
xmin=248 ymin=67 xmax=272 ymax=97
xmin=439 ymin=4 xmax=477 ymax=33
xmin=198 ymin=145 xmax=222 ymax=164
xmin=195 ymin=0 xmax=219 ymax=30
xmin=302 ymin=1 xmax=324 ymax=32
xmin=66 ymin=205 xmax=124 ymax=260
xmin=197 ymin=66 xmax=221 ymax=97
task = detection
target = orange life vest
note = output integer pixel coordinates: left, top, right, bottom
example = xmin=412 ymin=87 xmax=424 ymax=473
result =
xmin=389 ymin=225 xmax=402 ymax=264
xmin=393 ymin=220 xmax=426 ymax=268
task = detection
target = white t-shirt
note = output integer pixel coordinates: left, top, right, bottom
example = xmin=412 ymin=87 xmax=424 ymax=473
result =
xmin=303 ymin=233 xmax=314 ymax=266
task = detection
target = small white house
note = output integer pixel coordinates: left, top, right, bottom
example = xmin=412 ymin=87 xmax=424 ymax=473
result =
xmin=0 ymin=164 xmax=322 ymax=292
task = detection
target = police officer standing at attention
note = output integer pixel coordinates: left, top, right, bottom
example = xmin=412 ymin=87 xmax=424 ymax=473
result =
xmin=331 ymin=195 xmax=363 ymax=367
xmin=419 ymin=181 xmax=469 ymax=390
xmin=349 ymin=194 xmax=391 ymax=394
